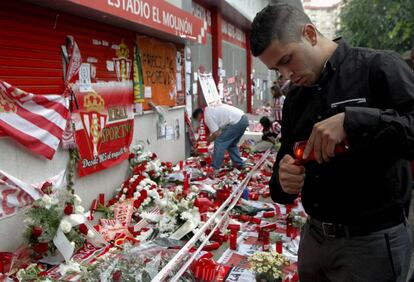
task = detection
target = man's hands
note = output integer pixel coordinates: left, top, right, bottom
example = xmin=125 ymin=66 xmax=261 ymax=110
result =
xmin=208 ymin=129 xmax=222 ymax=142
xmin=303 ymin=113 xmax=347 ymax=163
xmin=279 ymin=155 xmax=305 ymax=194
xmin=279 ymin=113 xmax=346 ymax=194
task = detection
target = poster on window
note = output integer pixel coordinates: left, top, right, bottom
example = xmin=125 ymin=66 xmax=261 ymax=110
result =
xmin=198 ymin=72 xmax=221 ymax=106
xmin=72 ymin=81 xmax=134 ymax=177
xmin=137 ymin=36 xmax=177 ymax=109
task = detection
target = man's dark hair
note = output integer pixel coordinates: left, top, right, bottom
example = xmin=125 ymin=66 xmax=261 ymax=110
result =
xmin=192 ymin=108 xmax=203 ymax=119
xmin=260 ymin=116 xmax=272 ymax=129
xmin=250 ymin=4 xmax=313 ymax=56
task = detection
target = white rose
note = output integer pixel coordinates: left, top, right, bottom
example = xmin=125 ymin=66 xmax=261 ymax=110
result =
xmin=75 ymin=205 xmax=85 ymax=214
xmin=133 ymin=192 xmax=141 ymax=199
xmin=148 ymin=189 xmax=158 ymax=198
xmin=24 ymin=217 xmax=34 ymax=225
xmin=123 ymin=188 xmax=128 ymax=193
xmin=119 ymin=194 xmax=126 ymax=202
xmin=73 ymin=194 xmax=82 ymax=205
xmin=51 ymin=197 xmax=59 ymax=205
xmin=58 ymin=261 xmax=81 ymax=276
xmin=60 ymin=220 xmax=72 ymax=233
xmin=87 ymin=230 xmax=95 ymax=239
xmin=159 ymin=199 xmax=168 ymax=208
xmin=41 ymin=194 xmax=53 ymax=209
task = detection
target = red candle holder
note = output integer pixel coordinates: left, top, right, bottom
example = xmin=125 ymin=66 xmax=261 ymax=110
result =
xmin=276 ymin=240 xmax=283 ymax=254
xmin=293 ymin=139 xmax=349 ymax=165
xmin=0 ymin=252 xmax=13 ymax=274
xmin=263 ymin=211 xmax=275 ymax=218
xmin=262 ymin=231 xmax=270 ymax=251
xmin=98 ymin=193 xmax=105 ymax=206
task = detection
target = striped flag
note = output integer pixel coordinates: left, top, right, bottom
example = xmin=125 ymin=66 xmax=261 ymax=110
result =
xmin=0 ymin=80 xmax=69 ymax=159
xmin=0 ymin=169 xmax=65 ymax=220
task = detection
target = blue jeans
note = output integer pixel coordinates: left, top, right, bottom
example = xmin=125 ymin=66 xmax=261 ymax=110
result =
xmin=212 ymin=115 xmax=249 ymax=170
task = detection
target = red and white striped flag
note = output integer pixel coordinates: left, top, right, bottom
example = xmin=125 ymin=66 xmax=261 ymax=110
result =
xmin=0 ymin=80 xmax=69 ymax=159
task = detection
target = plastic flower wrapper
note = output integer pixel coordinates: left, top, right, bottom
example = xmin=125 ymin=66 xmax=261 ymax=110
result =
xmin=148 ymin=101 xmax=167 ymax=124
xmin=81 ymin=242 xmax=195 ymax=282
xmin=287 ymin=211 xmax=306 ymax=230
xmin=231 ymin=199 xmax=274 ymax=217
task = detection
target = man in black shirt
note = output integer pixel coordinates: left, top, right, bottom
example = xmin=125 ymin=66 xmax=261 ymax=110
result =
xmin=250 ymin=4 xmax=414 ymax=282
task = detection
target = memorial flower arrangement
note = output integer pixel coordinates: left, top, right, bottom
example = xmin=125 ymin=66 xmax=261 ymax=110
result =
xmin=22 ymin=184 xmax=91 ymax=259
xmin=109 ymin=174 xmax=161 ymax=213
xmin=80 ymin=244 xmax=195 ymax=282
xmin=248 ymin=251 xmax=289 ymax=282
xmin=128 ymin=145 xmax=168 ymax=184
xmin=141 ymin=185 xmax=201 ymax=237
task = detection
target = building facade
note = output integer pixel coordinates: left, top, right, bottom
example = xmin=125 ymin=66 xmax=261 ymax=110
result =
xmin=303 ymin=0 xmax=346 ymax=40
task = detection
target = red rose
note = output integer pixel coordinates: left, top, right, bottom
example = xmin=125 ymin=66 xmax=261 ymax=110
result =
xmin=151 ymin=153 xmax=157 ymax=160
xmin=32 ymin=242 xmax=49 ymax=254
xmin=39 ymin=271 xmax=48 ymax=277
xmin=128 ymin=153 xmax=135 ymax=160
xmin=151 ymin=184 xmax=157 ymax=190
xmin=79 ymin=224 xmax=88 ymax=235
xmin=40 ymin=182 xmax=53 ymax=195
xmin=32 ymin=226 xmax=43 ymax=238
xmin=64 ymin=204 xmax=73 ymax=215
xmin=138 ymin=175 xmax=146 ymax=183
xmin=107 ymin=198 xmax=117 ymax=207
xmin=129 ymin=181 xmax=137 ymax=191
xmin=112 ymin=270 xmax=122 ymax=282
xmin=140 ymin=189 xmax=148 ymax=199
xmin=133 ymin=199 xmax=141 ymax=209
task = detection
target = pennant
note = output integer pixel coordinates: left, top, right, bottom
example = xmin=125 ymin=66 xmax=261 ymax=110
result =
xmin=133 ymin=44 xmax=145 ymax=103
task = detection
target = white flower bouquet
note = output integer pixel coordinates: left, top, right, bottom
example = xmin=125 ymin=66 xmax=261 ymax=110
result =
xmin=23 ymin=188 xmax=89 ymax=260
xmin=248 ymin=251 xmax=290 ymax=282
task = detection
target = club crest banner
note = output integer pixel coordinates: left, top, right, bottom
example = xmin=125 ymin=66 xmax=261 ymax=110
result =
xmin=72 ymin=82 xmax=134 ymax=177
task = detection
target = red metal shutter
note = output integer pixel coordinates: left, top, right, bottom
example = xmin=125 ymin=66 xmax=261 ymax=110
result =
xmin=0 ymin=1 xmax=135 ymax=94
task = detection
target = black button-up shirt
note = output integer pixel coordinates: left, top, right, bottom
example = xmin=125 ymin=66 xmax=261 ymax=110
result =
xmin=270 ymin=39 xmax=414 ymax=225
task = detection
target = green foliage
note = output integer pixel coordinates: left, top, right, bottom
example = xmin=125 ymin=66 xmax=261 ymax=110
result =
xmin=16 ymin=263 xmax=58 ymax=282
xmin=339 ymin=0 xmax=414 ymax=53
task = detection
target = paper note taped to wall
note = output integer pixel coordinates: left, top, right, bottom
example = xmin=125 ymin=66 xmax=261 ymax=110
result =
xmin=145 ymin=86 xmax=152 ymax=98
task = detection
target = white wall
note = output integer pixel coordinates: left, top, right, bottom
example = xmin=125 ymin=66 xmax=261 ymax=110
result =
xmin=0 ymin=107 xmax=186 ymax=251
